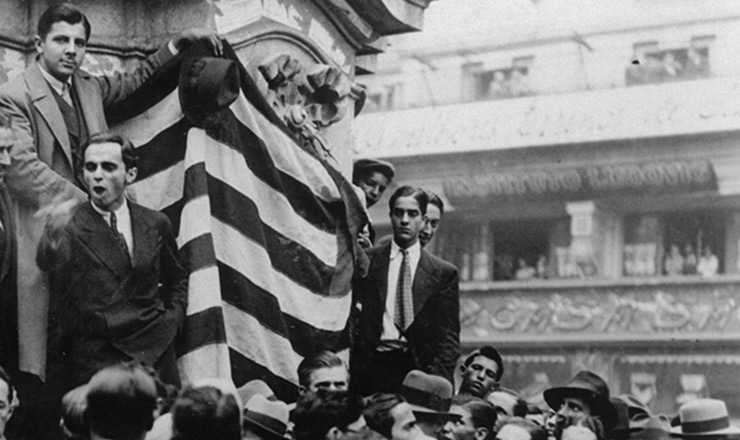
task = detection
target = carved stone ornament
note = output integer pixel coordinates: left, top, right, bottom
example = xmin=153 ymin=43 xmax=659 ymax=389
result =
xmin=258 ymin=54 xmax=365 ymax=161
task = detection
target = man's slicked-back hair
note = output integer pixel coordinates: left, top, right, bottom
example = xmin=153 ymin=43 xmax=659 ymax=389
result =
xmin=81 ymin=132 xmax=138 ymax=171
xmin=85 ymin=362 xmax=157 ymax=439
xmin=388 ymin=186 xmax=428 ymax=216
xmin=292 ymin=390 xmax=365 ymax=440
xmin=364 ymin=393 xmax=406 ymax=440
xmin=426 ymin=191 xmax=445 ymax=217
xmin=37 ymin=3 xmax=91 ymax=41
xmin=452 ymin=395 xmax=497 ymax=434
xmin=171 ymin=385 xmax=242 ymax=440
xmin=463 ymin=346 xmax=504 ymax=382
xmin=297 ymin=350 xmax=348 ymax=388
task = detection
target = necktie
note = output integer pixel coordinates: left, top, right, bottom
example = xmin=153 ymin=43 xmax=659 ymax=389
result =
xmin=394 ymin=248 xmax=413 ymax=331
xmin=110 ymin=212 xmax=129 ymax=256
xmin=61 ymin=82 xmax=73 ymax=106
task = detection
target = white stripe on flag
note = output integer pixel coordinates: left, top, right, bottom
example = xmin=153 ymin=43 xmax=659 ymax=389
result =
xmin=230 ymin=93 xmax=340 ymax=202
xmin=223 ymin=302 xmax=301 ymax=385
xmin=128 ymin=160 xmax=185 ymax=211
xmin=178 ymin=342 xmax=232 ymax=384
xmin=115 ymin=90 xmax=183 ymax=147
xmin=187 ymin=266 xmax=222 ymax=315
xmin=198 ymin=132 xmax=338 ymax=266
xmin=177 ymin=195 xmax=211 ymax=248
xmin=211 ymin=218 xmax=350 ymax=331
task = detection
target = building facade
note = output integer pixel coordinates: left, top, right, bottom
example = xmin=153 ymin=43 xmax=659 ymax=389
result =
xmin=354 ymin=1 xmax=740 ymax=415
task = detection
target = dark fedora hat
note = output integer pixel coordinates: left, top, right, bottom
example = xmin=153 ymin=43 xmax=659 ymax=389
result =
xmin=352 ymin=158 xmax=395 ymax=182
xmin=400 ymin=370 xmax=455 ymax=420
xmin=544 ymin=370 xmax=618 ymax=432
xmin=179 ymin=55 xmax=240 ymax=126
xmin=671 ymin=399 xmax=740 ymax=438
xmin=243 ymin=394 xmax=290 ymax=440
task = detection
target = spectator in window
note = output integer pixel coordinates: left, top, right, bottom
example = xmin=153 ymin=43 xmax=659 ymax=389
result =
xmin=659 ymin=52 xmax=682 ymax=80
xmin=516 ymin=259 xmax=537 ymax=281
xmin=536 ymin=255 xmax=548 ymax=279
xmin=684 ymin=47 xmax=709 ymax=79
xmin=508 ymin=70 xmax=530 ymax=97
xmin=663 ymin=244 xmax=683 ymax=276
xmin=488 ymin=71 xmax=510 ymax=99
xmin=697 ymin=245 xmax=719 ymax=278
xmin=682 ymin=245 xmax=697 ymax=275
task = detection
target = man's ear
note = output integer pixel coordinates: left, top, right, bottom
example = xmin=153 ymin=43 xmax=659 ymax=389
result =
xmin=34 ymin=35 xmax=43 ymax=53
xmin=298 ymin=385 xmax=308 ymax=396
xmin=474 ymin=427 xmax=489 ymax=440
xmin=459 ymin=363 xmax=467 ymax=375
xmin=125 ymin=167 xmax=138 ymax=185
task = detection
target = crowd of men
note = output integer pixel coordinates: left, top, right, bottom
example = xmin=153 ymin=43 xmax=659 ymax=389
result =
xmin=0 ymin=2 xmax=737 ymax=440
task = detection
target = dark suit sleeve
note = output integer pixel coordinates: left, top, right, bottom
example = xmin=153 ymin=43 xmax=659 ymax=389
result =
xmin=425 ymin=267 xmax=460 ymax=382
xmin=97 ymin=45 xmax=175 ymax=108
xmin=158 ymin=215 xmax=188 ymax=331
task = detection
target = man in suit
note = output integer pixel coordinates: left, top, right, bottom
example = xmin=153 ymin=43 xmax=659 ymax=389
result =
xmin=351 ymin=186 xmax=459 ymax=396
xmin=0 ymin=3 xmax=221 ymax=382
xmin=37 ymin=133 xmax=188 ymax=388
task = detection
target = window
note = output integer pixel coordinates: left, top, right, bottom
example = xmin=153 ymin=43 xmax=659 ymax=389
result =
xmin=626 ymin=42 xmax=711 ymax=86
xmin=464 ymin=57 xmax=534 ymax=102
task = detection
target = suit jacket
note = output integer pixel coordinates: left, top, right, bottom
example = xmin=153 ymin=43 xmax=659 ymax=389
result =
xmin=37 ymin=201 xmax=188 ymax=368
xmin=0 ymin=46 xmax=174 ymax=377
xmin=0 ymin=186 xmax=17 ymax=371
xmin=351 ymin=242 xmax=460 ymax=384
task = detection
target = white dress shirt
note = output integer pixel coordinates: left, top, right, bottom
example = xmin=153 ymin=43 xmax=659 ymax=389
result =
xmin=381 ymin=240 xmax=421 ymax=340
xmin=92 ymin=200 xmax=134 ymax=257
xmin=38 ymin=64 xmax=72 ymax=105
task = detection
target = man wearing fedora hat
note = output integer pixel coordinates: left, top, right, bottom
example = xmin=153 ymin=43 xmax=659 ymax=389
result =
xmin=544 ymin=371 xmax=619 ymax=437
xmin=243 ymin=394 xmax=291 ymax=440
xmin=671 ymin=399 xmax=740 ymax=439
xmin=400 ymin=370 xmax=460 ymax=439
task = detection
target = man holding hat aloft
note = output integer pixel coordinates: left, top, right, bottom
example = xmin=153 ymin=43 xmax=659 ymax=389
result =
xmin=544 ymin=371 xmax=618 ymax=438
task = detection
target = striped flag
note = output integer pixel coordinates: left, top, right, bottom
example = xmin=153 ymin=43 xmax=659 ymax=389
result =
xmin=107 ymin=43 xmax=366 ymax=400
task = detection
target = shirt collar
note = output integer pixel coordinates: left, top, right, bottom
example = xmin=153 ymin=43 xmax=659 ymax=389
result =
xmin=37 ymin=62 xmax=72 ymax=97
xmin=91 ymin=199 xmax=130 ymax=219
xmin=391 ymin=238 xmax=421 ymax=260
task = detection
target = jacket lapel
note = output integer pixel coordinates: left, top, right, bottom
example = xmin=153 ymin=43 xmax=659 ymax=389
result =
xmin=25 ymin=61 xmax=73 ymax=166
xmin=129 ymin=203 xmax=158 ymax=269
xmin=372 ymin=243 xmax=392 ymax=306
xmin=77 ymin=203 xmax=130 ymax=278
xmin=411 ymin=249 xmax=438 ymax=316
xmin=74 ymin=72 xmax=106 ymax=135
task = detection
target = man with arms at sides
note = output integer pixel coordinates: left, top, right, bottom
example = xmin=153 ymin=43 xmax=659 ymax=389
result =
xmin=0 ymin=2 xmax=221 ymax=387
xmin=352 ymin=158 xmax=395 ymax=248
xmin=457 ymin=346 xmax=504 ymax=399
xmin=365 ymin=393 xmax=433 ymax=440
xmin=298 ymin=350 xmax=351 ymax=395
xmin=418 ymin=191 xmax=443 ymax=249
xmin=351 ymin=186 xmax=460 ymax=396
xmin=37 ymin=133 xmax=188 ymax=389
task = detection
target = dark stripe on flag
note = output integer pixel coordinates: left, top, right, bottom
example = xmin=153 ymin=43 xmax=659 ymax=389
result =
xmin=229 ymin=348 xmax=299 ymax=402
xmin=208 ymin=176 xmax=336 ymax=295
xmin=176 ymin=306 xmax=227 ymax=356
xmin=204 ymin=111 xmax=340 ymax=234
xmin=218 ymin=263 xmax=345 ymax=358
xmin=106 ymin=52 xmax=184 ymax=124
xmin=160 ymin=199 xmax=184 ymax=238
xmin=180 ymin=234 xmax=217 ymax=274
xmin=134 ymin=118 xmax=191 ymax=181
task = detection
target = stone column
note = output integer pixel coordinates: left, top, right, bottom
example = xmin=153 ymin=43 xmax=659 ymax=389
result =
xmin=566 ymin=201 xmax=622 ymax=278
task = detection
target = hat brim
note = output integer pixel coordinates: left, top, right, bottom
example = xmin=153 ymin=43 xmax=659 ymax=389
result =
xmin=408 ymin=403 xmax=457 ymax=421
xmin=544 ymin=387 xmax=618 ymax=431
xmin=243 ymin=417 xmax=288 ymax=440
xmin=670 ymin=426 xmax=740 ymax=437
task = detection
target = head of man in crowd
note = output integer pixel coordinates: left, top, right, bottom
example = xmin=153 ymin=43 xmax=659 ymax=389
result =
xmin=353 ymin=159 xmax=395 ymax=208
xmin=400 ymin=370 xmax=457 ymax=439
xmin=439 ymin=395 xmax=496 ymax=440
xmin=171 ymin=384 xmax=242 ymax=440
xmin=458 ymin=346 xmax=504 ymax=399
xmin=365 ymin=393 xmax=431 ymax=440
xmin=0 ymin=114 xmax=13 ymax=186
xmin=242 ymin=394 xmax=291 ymax=440
xmin=292 ymin=390 xmax=367 ymax=440
xmin=35 ymin=3 xmax=91 ymax=83
xmin=543 ymin=371 xmax=617 ymax=436
xmin=496 ymin=417 xmax=548 ymax=440
xmin=82 ymin=133 xmax=138 ymax=212
xmin=486 ymin=388 xmax=528 ymax=432
xmin=298 ymin=350 xmax=350 ymax=395
xmin=85 ymin=362 xmax=157 ymax=440
xmin=389 ymin=186 xmax=428 ymax=249
xmin=0 ymin=366 xmax=15 ymax=439
xmin=418 ymin=191 xmax=444 ymax=248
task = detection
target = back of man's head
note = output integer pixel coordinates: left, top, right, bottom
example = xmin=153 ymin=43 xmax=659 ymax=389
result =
xmin=85 ymin=362 xmax=157 ymax=440
xmin=292 ymin=390 xmax=365 ymax=440
xmin=171 ymin=385 xmax=242 ymax=440
xmin=364 ymin=393 xmax=406 ymax=440
xmin=37 ymin=3 xmax=91 ymax=41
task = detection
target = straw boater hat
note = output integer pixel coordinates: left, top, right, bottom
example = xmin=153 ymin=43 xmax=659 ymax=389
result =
xmin=544 ymin=370 xmax=618 ymax=432
xmin=400 ymin=370 xmax=455 ymax=420
xmin=670 ymin=399 xmax=740 ymax=438
xmin=243 ymin=394 xmax=290 ymax=440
